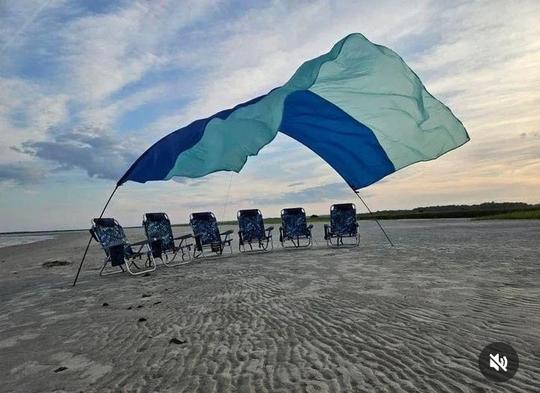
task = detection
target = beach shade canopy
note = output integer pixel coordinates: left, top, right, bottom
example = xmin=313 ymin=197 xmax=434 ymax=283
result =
xmin=118 ymin=33 xmax=469 ymax=190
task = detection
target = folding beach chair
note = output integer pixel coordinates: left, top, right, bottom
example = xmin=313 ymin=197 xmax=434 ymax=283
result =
xmin=279 ymin=207 xmax=313 ymax=248
xmin=190 ymin=212 xmax=233 ymax=259
xmin=237 ymin=209 xmax=274 ymax=253
xmin=90 ymin=218 xmax=156 ymax=276
xmin=324 ymin=203 xmax=360 ymax=247
xmin=142 ymin=213 xmax=193 ymax=266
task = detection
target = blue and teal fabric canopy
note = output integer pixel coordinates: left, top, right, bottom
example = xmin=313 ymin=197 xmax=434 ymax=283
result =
xmin=118 ymin=33 xmax=469 ymax=190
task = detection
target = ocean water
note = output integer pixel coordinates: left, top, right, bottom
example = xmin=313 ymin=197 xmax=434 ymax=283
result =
xmin=0 ymin=234 xmax=54 ymax=248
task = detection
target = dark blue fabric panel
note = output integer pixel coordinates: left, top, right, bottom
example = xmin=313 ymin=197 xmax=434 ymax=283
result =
xmin=118 ymin=93 xmax=270 ymax=185
xmin=279 ymin=90 xmax=395 ymax=190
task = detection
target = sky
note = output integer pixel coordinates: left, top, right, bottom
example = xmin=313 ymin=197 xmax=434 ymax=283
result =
xmin=0 ymin=0 xmax=539 ymax=232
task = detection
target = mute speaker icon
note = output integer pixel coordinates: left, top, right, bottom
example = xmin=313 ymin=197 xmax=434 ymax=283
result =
xmin=489 ymin=353 xmax=508 ymax=372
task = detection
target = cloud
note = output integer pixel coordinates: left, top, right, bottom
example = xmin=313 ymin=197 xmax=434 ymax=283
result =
xmin=288 ymin=182 xmax=305 ymax=187
xmin=254 ymin=182 xmax=353 ymax=206
xmin=148 ymin=0 xmax=436 ymax=132
xmin=0 ymin=0 xmax=56 ymax=57
xmin=0 ymin=77 xmax=70 ymax=163
xmin=0 ymin=161 xmax=47 ymax=184
xmin=17 ymin=127 xmax=139 ymax=180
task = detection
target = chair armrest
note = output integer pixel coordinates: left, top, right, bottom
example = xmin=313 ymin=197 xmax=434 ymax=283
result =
xmin=103 ymin=240 xmax=124 ymax=251
xmin=220 ymin=229 xmax=233 ymax=242
xmin=130 ymin=239 xmax=151 ymax=254
xmin=324 ymin=224 xmax=330 ymax=239
xmin=131 ymin=239 xmax=149 ymax=247
xmin=174 ymin=234 xmax=193 ymax=240
xmin=174 ymin=234 xmax=193 ymax=249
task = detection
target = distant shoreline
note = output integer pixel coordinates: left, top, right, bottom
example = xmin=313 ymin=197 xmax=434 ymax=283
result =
xmin=1 ymin=202 xmax=538 ymax=235
xmin=217 ymin=202 xmax=540 ymax=225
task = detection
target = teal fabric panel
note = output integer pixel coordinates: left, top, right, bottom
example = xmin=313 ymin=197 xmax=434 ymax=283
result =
xmin=166 ymin=88 xmax=290 ymax=179
xmin=118 ymin=93 xmax=271 ymax=185
xmin=309 ymin=34 xmax=469 ymax=169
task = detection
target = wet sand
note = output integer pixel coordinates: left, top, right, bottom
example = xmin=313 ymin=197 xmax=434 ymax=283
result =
xmin=1 ymin=219 xmax=539 ymax=392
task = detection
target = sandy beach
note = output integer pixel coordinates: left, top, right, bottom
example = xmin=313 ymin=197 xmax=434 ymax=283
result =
xmin=1 ymin=219 xmax=539 ymax=392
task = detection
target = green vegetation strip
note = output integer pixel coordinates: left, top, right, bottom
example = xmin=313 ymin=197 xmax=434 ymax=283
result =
xmin=474 ymin=209 xmax=540 ymax=220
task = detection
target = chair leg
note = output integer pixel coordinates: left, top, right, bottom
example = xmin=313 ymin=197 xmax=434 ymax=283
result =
xmin=162 ymin=246 xmax=192 ymax=267
xmin=125 ymin=253 xmax=156 ymax=276
xmin=182 ymin=245 xmax=192 ymax=261
xmin=193 ymin=245 xmax=203 ymax=260
xmin=281 ymin=235 xmax=312 ymax=249
xmin=327 ymin=234 xmax=359 ymax=248
xmin=99 ymin=258 xmax=126 ymax=276
xmin=240 ymin=237 xmax=273 ymax=253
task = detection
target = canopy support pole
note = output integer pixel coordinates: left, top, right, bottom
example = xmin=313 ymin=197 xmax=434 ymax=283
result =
xmin=353 ymin=189 xmax=394 ymax=247
xmin=72 ymin=185 xmax=119 ymax=287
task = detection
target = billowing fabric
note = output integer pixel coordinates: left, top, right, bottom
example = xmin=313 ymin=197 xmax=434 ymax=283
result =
xmin=330 ymin=204 xmax=358 ymax=236
xmin=281 ymin=208 xmax=310 ymax=239
xmin=118 ymin=33 xmax=469 ymax=190
xmin=238 ymin=209 xmax=266 ymax=242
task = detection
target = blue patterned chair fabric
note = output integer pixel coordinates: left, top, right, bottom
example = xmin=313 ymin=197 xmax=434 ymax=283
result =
xmin=92 ymin=218 xmax=133 ymax=265
xmin=281 ymin=208 xmax=311 ymax=238
xmin=238 ymin=209 xmax=265 ymax=242
xmin=330 ymin=204 xmax=358 ymax=236
xmin=190 ymin=212 xmax=221 ymax=245
xmin=144 ymin=213 xmax=175 ymax=251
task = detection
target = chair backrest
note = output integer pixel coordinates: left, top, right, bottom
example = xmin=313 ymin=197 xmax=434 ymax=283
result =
xmin=190 ymin=212 xmax=220 ymax=245
xmin=330 ymin=203 xmax=358 ymax=235
xmin=91 ymin=218 xmax=133 ymax=257
xmin=143 ymin=213 xmax=174 ymax=251
xmin=238 ymin=209 xmax=265 ymax=241
xmin=281 ymin=207 xmax=309 ymax=237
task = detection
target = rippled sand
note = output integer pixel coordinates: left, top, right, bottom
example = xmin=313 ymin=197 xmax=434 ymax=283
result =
xmin=1 ymin=219 xmax=539 ymax=392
